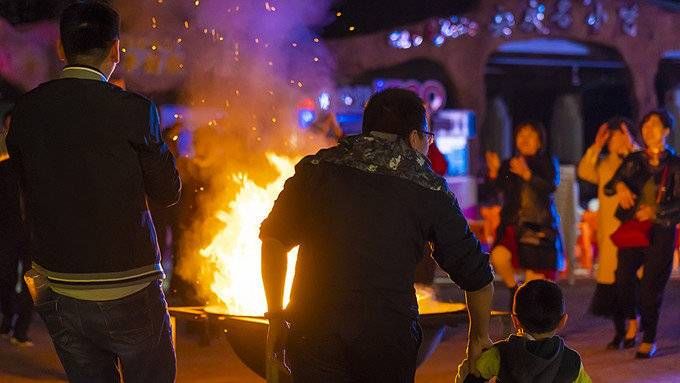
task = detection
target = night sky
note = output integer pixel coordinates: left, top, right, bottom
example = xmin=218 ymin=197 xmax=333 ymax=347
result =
xmin=2 ymin=0 xmax=680 ymax=36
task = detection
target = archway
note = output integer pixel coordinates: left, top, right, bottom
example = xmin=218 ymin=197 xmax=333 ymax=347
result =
xmin=483 ymin=38 xmax=635 ymax=165
xmin=656 ymin=50 xmax=680 ymax=148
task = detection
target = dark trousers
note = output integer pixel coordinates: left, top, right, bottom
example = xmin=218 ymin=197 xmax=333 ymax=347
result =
xmin=615 ymin=225 xmax=677 ymax=343
xmin=288 ymin=317 xmax=422 ymax=383
xmin=35 ymin=280 xmax=176 ymax=383
xmin=0 ymin=247 xmax=32 ymax=340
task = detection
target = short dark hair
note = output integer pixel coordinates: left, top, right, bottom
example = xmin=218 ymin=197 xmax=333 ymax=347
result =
xmin=641 ymin=109 xmax=675 ymax=132
xmin=513 ymin=280 xmax=565 ymax=334
xmin=362 ymin=88 xmax=428 ymax=140
xmin=60 ymin=1 xmax=120 ymax=64
xmin=513 ymin=120 xmax=547 ymax=153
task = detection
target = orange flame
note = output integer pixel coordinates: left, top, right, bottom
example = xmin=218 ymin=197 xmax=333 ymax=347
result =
xmin=200 ymin=153 xmax=299 ymax=316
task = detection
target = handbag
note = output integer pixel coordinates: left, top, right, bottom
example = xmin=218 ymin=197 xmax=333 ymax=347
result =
xmin=610 ymin=219 xmax=653 ymax=248
xmin=517 ymin=223 xmax=556 ymax=248
xmin=610 ymin=165 xmax=669 ymax=249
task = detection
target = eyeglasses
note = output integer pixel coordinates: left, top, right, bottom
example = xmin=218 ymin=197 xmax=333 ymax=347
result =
xmin=419 ymin=130 xmax=435 ymax=145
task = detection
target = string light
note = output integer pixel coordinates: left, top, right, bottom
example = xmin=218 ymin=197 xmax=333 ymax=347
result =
xmin=194 ymin=0 xmax=200 ymax=6
xmin=313 ymin=57 xmax=319 ymax=62
xmin=349 ymin=26 xmax=356 ymax=31
xmin=336 ymin=11 xmax=342 ymax=17
xmin=313 ymin=37 xmax=320 ymax=43
xmin=121 ymin=48 xmax=127 ymax=53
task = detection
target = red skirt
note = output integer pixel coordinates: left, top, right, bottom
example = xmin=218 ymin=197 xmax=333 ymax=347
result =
xmin=497 ymin=225 xmax=558 ymax=281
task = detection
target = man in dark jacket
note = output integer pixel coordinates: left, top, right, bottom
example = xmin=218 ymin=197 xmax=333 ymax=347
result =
xmin=6 ymin=2 xmax=180 ymax=382
xmin=261 ymin=89 xmax=494 ymax=382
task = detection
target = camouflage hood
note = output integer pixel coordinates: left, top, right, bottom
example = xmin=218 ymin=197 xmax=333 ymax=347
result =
xmin=302 ymin=132 xmax=449 ymax=194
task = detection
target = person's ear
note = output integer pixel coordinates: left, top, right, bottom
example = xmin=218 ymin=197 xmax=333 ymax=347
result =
xmin=409 ymin=130 xmax=419 ymax=149
xmin=57 ymin=39 xmax=66 ymax=62
xmin=110 ymin=39 xmax=120 ymax=65
xmin=557 ymin=314 xmax=568 ymax=331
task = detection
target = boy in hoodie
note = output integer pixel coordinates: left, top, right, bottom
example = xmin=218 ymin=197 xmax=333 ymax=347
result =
xmin=458 ymin=279 xmax=592 ymax=383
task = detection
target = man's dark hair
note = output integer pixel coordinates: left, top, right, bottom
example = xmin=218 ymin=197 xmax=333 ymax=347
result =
xmin=641 ymin=109 xmax=675 ymax=132
xmin=513 ymin=280 xmax=565 ymax=334
xmin=362 ymin=88 xmax=428 ymax=140
xmin=60 ymin=1 xmax=120 ymax=64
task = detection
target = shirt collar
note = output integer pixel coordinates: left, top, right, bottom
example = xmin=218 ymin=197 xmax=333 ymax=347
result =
xmin=60 ymin=65 xmax=108 ymax=82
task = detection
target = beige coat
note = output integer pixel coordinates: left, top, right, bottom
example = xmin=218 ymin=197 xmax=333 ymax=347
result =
xmin=577 ymin=146 xmax=624 ymax=285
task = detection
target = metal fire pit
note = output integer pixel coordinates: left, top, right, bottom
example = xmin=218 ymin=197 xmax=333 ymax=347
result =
xmin=171 ymin=301 xmax=508 ymax=381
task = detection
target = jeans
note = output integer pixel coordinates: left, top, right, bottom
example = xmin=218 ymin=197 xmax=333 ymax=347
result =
xmin=287 ymin=316 xmax=422 ymax=383
xmin=35 ymin=280 xmax=175 ymax=383
xmin=615 ymin=225 xmax=677 ymax=343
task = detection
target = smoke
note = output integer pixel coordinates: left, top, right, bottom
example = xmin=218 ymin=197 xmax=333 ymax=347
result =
xmin=114 ymin=0 xmax=337 ymax=304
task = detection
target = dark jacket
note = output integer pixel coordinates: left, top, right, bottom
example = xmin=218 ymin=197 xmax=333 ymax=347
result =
xmin=485 ymin=155 xmax=560 ymax=231
xmin=6 ymin=74 xmax=181 ymax=286
xmin=604 ymin=149 xmax=680 ymax=227
xmin=465 ymin=335 xmax=583 ymax=383
xmin=496 ymin=335 xmax=581 ymax=383
xmin=260 ymin=133 xmax=493 ymax=332
xmin=483 ymin=154 xmax=563 ymax=269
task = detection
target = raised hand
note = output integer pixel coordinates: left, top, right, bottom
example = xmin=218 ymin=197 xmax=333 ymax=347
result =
xmin=594 ymin=123 xmax=611 ymax=149
xmin=486 ymin=151 xmax=501 ymax=179
xmin=620 ymin=123 xmax=638 ymax=153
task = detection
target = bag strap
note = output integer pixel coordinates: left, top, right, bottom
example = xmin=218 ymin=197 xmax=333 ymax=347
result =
xmin=656 ymin=165 xmax=670 ymax=204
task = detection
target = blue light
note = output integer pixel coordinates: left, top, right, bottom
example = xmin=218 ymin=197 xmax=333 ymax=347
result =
xmin=298 ymin=110 xmax=315 ymax=128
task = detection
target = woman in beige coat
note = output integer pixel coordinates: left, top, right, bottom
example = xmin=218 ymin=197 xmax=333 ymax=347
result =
xmin=577 ymin=117 xmax=638 ymax=349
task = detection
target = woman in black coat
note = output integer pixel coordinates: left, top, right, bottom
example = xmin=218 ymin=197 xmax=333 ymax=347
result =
xmin=604 ymin=110 xmax=680 ymax=359
xmin=484 ymin=121 xmax=563 ymax=308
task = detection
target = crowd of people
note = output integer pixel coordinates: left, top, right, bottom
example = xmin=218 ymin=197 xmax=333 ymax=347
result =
xmin=0 ymin=1 xmax=678 ymax=383
xmin=475 ymin=111 xmax=679 ymax=361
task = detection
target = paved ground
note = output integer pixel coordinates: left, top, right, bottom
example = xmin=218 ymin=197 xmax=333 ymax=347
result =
xmin=1 ymin=277 xmax=679 ymax=382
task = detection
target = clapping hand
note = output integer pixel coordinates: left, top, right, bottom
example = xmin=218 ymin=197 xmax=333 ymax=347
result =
xmin=509 ymin=156 xmax=532 ymax=181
